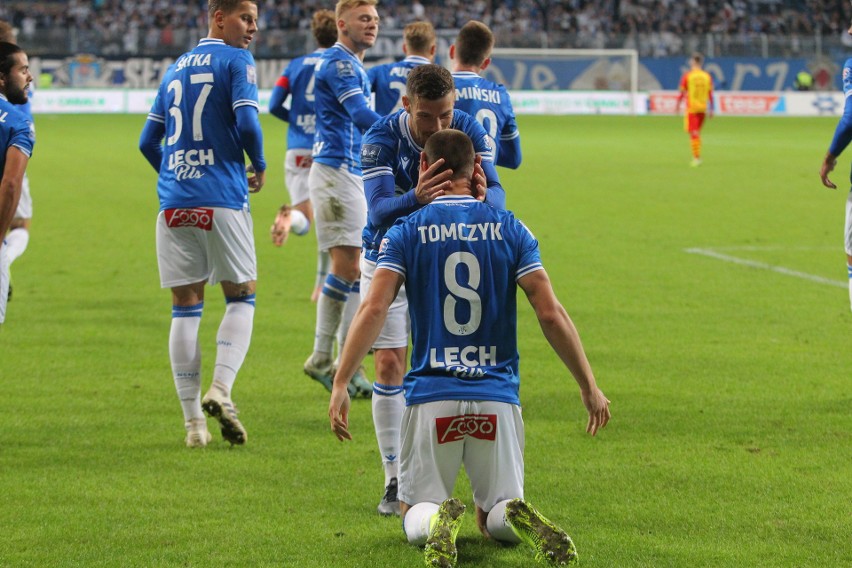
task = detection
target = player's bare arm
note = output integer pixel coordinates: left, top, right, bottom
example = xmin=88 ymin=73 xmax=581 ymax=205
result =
xmin=0 ymin=147 xmax=28 ymax=240
xmin=518 ymin=269 xmax=611 ymax=436
xmin=820 ymin=153 xmax=838 ymax=189
xmin=328 ymin=268 xmax=403 ymax=441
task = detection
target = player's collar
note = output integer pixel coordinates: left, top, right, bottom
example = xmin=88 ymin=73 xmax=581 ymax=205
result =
xmin=433 ymin=195 xmax=477 ymax=204
xmin=334 ymin=42 xmax=359 ymax=59
xmin=199 ymin=38 xmax=225 ymax=46
xmin=404 ymin=55 xmax=431 ymax=65
xmin=398 ymin=112 xmax=422 ymax=151
xmin=0 ymin=94 xmax=7 ymax=103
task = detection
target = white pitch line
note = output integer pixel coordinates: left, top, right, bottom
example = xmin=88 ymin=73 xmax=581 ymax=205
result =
xmin=684 ymin=248 xmax=847 ymax=289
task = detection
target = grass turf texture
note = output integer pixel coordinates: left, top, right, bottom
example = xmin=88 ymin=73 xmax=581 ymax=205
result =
xmin=1 ymin=114 xmax=850 ymax=567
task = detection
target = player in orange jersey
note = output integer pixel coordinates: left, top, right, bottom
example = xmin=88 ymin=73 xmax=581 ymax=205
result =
xmin=675 ymin=52 xmax=714 ymax=167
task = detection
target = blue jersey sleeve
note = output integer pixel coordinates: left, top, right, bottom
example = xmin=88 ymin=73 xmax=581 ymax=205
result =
xmin=269 ymin=83 xmax=289 ymax=122
xmin=376 ymin=220 xmax=408 ymax=277
xmin=362 ymin=135 xmax=420 ymax=227
xmin=459 ymin=112 xmax=505 ymax=209
xmin=512 ymin=217 xmax=543 ymax=280
xmin=269 ymin=59 xmax=297 ymax=122
xmin=343 ymin=93 xmax=381 ymax=132
xmin=139 ymin=118 xmax=165 ymax=172
xmin=829 ymin=58 xmax=852 ymax=157
xmin=228 ymin=51 xmax=265 ymax=171
xmin=236 ymin=105 xmax=266 ymax=172
xmin=229 ymin=50 xmax=260 ymax=113
xmin=497 ymin=90 xmax=522 ymax=169
xmin=140 ymin=80 xmax=168 ymax=172
xmin=328 ymin=58 xmax=380 ymax=131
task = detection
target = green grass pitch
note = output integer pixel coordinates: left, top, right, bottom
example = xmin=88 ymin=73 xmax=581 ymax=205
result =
xmin=2 ymin=113 xmax=851 ymax=567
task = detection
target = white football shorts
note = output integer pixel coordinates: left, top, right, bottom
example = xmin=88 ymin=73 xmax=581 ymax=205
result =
xmin=284 ymin=148 xmax=313 ymax=206
xmin=0 ymin=244 xmax=8 ymax=324
xmin=398 ymin=400 xmax=525 ymax=512
xmin=845 ymin=190 xmax=852 ymax=256
xmin=14 ymin=173 xmax=32 ymax=219
xmin=309 ymin=162 xmax=367 ymax=250
xmin=156 ymin=206 xmax=256 ymax=288
xmin=360 ymin=255 xmax=410 ymax=349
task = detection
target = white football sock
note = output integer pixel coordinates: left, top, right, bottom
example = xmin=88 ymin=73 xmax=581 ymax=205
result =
xmin=314 ymin=274 xmax=352 ymax=356
xmin=848 ymin=264 xmax=852 ymax=312
xmin=170 ymin=303 xmax=204 ymax=421
xmin=372 ymin=383 xmax=404 ymax=485
xmin=290 ymin=209 xmax=310 ymax=236
xmin=212 ymin=296 xmax=255 ymax=395
xmin=486 ymin=499 xmax=522 ymax=543
xmin=336 ymin=280 xmax=361 ymax=358
xmin=4 ymin=228 xmax=29 ymax=264
xmin=315 ymin=251 xmax=330 ymax=294
xmin=403 ymin=502 xmax=440 ymax=545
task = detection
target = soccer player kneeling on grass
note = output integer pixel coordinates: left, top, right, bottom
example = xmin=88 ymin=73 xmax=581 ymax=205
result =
xmin=328 ymin=129 xmax=611 ymax=567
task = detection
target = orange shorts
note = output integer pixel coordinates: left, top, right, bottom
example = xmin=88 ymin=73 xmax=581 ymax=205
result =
xmin=684 ymin=112 xmax=706 ymax=134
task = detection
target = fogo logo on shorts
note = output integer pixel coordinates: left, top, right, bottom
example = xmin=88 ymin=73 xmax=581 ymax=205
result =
xmin=164 ymin=207 xmax=214 ymax=231
xmin=436 ymin=414 xmax=497 ymax=444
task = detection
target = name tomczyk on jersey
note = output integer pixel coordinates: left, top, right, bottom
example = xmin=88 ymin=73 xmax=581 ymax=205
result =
xmin=416 ymin=222 xmax=503 ymax=243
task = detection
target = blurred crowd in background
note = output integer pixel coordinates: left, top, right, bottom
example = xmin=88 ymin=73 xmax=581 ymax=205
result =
xmin=1 ymin=0 xmax=851 ymax=58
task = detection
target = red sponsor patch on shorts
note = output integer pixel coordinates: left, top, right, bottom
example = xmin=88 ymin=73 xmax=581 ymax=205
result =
xmin=436 ymin=414 xmax=497 ymax=444
xmin=294 ymin=155 xmax=313 ymax=168
xmin=164 ymin=207 xmax=214 ymax=230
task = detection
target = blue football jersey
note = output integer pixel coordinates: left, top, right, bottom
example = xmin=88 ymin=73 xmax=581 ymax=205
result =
xmin=271 ymin=48 xmax=325 ymax=150
xmin=312 ymin=42 xmax=375 ymax=174
xmin=360 ymin=108 xmax=498 ymax=263
xmin=452 ymin=71 xmax=521 ymax=169
xmin=0 ymin=95 xmax=35 ymax=175
xmin=829 ymin=58 xmax=852 ymax=170
xmin=146 ymin=38 xmax=260 ymax=211
xmin=377 ymin=195 xmax=543 ymax=406
xmin=368 ymin=55 xmax=430 ymax=116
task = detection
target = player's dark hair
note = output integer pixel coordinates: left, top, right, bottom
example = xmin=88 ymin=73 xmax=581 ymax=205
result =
xmin=0 ymin=42 xmax=22 ymax=76
xmin=312 ymin=9 xmax=337 ymax=48
xmin=455 ymin=20 xmax=493 ymax=66
xmin=208 ymin=0 xmax=257 ymax=18
xmin=424 ymin=130 xmax=475 ymax=183
xmin=691 ymin=52 xmax=704 ymax=66
xmin=407 ymin=64 xmax=454 ymax=101
xmin=404 ymin=21 xmax=435 ymax=54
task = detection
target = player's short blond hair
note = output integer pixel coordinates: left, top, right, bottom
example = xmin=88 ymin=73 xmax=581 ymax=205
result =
xmin=0 ymin=21 xmax=16 ymax=44
xmin=336 ymin=0 xmax=378 ymax=21
xmin=404 ymin=21 xmax=435 ymax=55
xmin=312 ymin=9 xmax=337 ymax=48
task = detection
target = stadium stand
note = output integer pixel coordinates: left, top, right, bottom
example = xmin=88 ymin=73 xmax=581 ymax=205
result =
xmin=1 ymin=0 xmax=851 ymax=57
